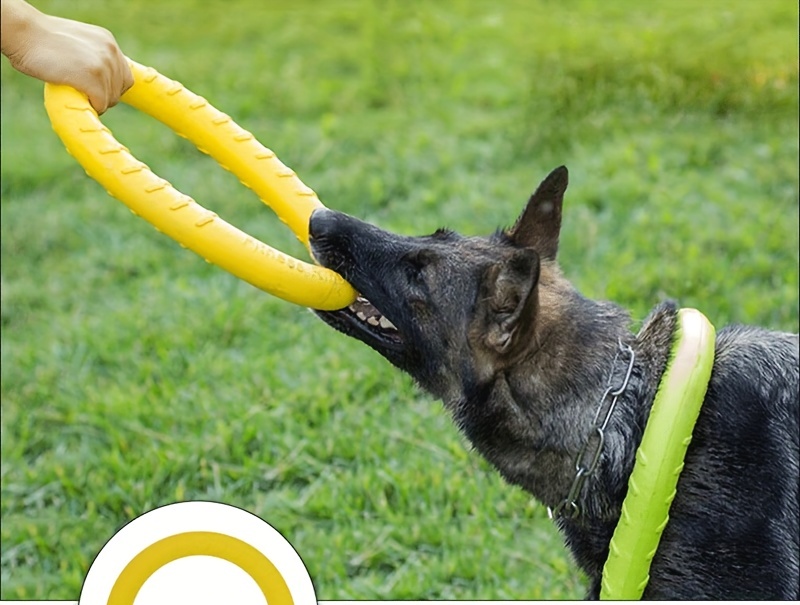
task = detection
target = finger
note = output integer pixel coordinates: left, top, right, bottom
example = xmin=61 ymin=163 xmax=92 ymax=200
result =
xmin=119 ymin=54 xmax=134 ymax=95
xmin=89 ymin=93 xmax=109 ymax=115
xmin=99 ymin=55 xmax=123 ymax=114
xmin=86 ymin=78 xmax=110 ymax=115
xmin=104 ymin=65 xmax=129 ymax=111
xmin=107 ymin=47 xmax=133 ymax=104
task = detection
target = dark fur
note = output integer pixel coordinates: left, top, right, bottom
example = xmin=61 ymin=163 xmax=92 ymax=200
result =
xmin=308 ymin=166 xmax=800 ymax=599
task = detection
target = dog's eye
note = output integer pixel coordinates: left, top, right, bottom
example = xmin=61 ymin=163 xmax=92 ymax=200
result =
xmin=404 ymin=250 xmax=434 ymax=285
xmin=406 ymin=261 xmax=426 ymax=285
xmin=407 ymin=249 xmax=435 ymax=268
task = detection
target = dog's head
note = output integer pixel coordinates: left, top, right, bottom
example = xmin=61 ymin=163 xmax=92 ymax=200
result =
xmin=309 ymin=166 xmax=569 ymax=401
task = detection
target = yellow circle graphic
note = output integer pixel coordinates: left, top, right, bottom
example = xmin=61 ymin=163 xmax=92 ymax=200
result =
xmin=79 ymin=502 xmax=316 ymax=605
xmin=108 ymin=531 xmax=292 ymax=605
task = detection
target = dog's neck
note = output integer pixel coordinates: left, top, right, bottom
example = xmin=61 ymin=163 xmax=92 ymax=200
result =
xmin=501 ymin=289 xmax=634 ymax=508
xmin=451 ymin=289 xmax=678 ymax=585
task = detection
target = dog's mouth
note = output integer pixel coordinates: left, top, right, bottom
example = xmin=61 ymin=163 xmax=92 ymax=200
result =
xmin=317 ymin=294 xmax=405 ymax=351
xmin=308 ymin=208 xmax=406 ymax=353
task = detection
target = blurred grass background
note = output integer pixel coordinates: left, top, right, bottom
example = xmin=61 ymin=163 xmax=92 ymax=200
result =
xmin=1 ymin=0 xmax=798 ymax=599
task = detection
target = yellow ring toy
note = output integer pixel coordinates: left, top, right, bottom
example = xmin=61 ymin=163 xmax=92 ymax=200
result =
xmin=43 ymin=59 xmax=357 ymax=311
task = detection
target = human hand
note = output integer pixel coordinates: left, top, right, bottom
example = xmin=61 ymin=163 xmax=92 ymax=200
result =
xmin=1 ymin=0 xmax=133 ymax=114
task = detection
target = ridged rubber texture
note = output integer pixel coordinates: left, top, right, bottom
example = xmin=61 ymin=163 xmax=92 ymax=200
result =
xmin=43 ymin=59 xmax=357 ymax=310
xmin=600 ymin=308 xmax=716 ymax=599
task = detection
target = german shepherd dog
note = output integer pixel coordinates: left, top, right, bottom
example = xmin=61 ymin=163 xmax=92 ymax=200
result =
xmin=308 ymin=166 xmax=800 ymax=599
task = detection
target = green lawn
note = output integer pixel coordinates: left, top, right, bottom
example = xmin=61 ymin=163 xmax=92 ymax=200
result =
xmin=1 ymin=0 xmax=798 ymax=600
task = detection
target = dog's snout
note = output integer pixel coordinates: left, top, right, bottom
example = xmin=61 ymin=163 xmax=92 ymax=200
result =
xmin=309 ymin=207 xmax=340 ymax=240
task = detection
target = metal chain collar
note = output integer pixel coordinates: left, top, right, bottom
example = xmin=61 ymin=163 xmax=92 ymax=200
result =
xmin=550 ymin=339 xmax=636 ymax=520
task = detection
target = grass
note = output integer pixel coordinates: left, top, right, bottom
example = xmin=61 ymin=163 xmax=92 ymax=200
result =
xmin=1 ymin=0 xmax=798 ymax=600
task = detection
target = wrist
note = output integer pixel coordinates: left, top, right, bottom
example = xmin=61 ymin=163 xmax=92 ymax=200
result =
xmin=1 ymin=0 xmax=44 ymax=58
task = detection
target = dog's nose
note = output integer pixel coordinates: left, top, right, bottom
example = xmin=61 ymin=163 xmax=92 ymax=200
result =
xmin=309 ymin=207 xmax=339 ymax=240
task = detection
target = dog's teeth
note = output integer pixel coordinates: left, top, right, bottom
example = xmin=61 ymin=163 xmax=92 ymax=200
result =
xmin=367 ymin=316 xmax=380 ymax=326
xmin=356 ymin=311 xmax=368 ymax=321
xmin=379 ymin=316 xmax=396 ymax=330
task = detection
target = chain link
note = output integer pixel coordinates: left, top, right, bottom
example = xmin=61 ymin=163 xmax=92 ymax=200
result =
xmin=550 ymin=339 xmax=635 ymax=520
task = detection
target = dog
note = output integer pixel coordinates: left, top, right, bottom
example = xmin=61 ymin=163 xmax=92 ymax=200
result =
xmin=307 ymin=166 xmax=800 ymax=599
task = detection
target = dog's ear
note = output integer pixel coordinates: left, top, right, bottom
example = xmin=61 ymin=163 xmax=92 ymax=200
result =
xmin=507 ymin=165 xmax=568 ymax=260
xmin=478 ymin=248 xmax=540 ymax=355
